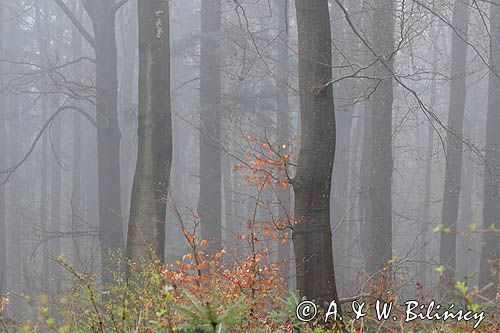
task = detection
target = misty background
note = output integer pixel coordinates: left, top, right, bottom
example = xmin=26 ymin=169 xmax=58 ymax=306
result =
xmin=0 ymin=0 xmax=498 ymax=322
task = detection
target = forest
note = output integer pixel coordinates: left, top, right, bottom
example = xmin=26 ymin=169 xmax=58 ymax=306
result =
xmin=0 ymin=0 xmax=499 ymax=332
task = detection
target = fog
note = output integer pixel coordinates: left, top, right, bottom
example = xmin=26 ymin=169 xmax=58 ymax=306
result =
xmin=0 ymin=0 xmax=498 ymax=330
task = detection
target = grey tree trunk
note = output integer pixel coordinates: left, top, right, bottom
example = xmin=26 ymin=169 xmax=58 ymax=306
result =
xmin=293 ymin=0 xmax=342 ymax=309
xmin=359 ymin=94 xmax=372 ymax=265
xmin=119 ymin=3 xmax=138 ymax=221
xmin=366 ymin=0 xmax=395 ymax=276
xmin=479 ymin=2 xmax=500 ymax=299
xmin=0 ymin=1 xmax=5 ymax=296
xmin=358 ymin=0 xmax=374 ymax=268
xmin=8 ymin=95 xmax=23 ymax=313
xmin=127 ymin=0 xmax=171 ymax=263
xmin=198 ymin=0 xmax=222 ymax=254
xmin=331 ymin=0 xmax=358 ymax=283
xmin=439 ymin=0 xmax=469 ymax=292
xmin=419 ymin=25 xmax=440 ymax=284
xmin=41 ymin=103 xmax=50 ymax=292
xmin=82 ymin=0 xmax=125 ymax=284
xmin=273 ymin=0 xmax=292 ymax=285
xmin=35 ymin=1 xmax=51 ymax=294
xmin=71 ymin=0 xmax=84 ymax=265
xmin=50 ymin=114 xmax=63 ymax=293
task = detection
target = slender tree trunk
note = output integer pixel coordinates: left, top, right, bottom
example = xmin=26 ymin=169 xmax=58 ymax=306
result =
xmin=8 ymin=95 xmax=23 ymax=313
xmin=358 ymin=0 xmax=374 ymax=269
xmin=71 ymin=0 xmax=84 ymax=265
xmin=35 ymin=1 xmax=51 ymax=294
xmin=359 ymin=97 xmax=372 ymax=266
xmin=439 ymin=0 xmax=469 ymax=292
xmin=127 ymin=0 xmax=171 ymax=263
xmin=41 ymin=102 xmax=50 ymax=293
xmin=366 ymin=0 xmax=395 ymax=276
xmin=293 ymin=0 xmax=342 ymax=309
xmin=479 ymin=2 xmax=500 ymax=299
xmin=458 ymin=136 xmax=473 ymax=281
xmin=420 ymin=25 xmax=440 ymax=284
xmin=50 ymin=114 xmax=62 ymax=293
xmin=198 ymin=0 xmax=222 ymax=254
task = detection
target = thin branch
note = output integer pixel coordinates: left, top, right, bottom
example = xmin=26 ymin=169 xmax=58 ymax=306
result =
xmin=0 ymin=105 xmax=97 ymax=186
xmin=53 ymin=0 xmax=96 ymax=49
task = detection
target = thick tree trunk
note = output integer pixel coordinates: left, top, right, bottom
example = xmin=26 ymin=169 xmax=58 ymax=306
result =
xmin=83 ymin=0 xmax=124 ymax=284
xmin=273 ymin=0 xmax=292 ymax=285
xmin=293 ymin=0 xmax=341 ymax=308
xmin=479 ymin=3 xmax=500 ymax=299
xmin=119 ymin=4 xmax=138 ymax=221
xmin=0 ymin=2 xmax=5 ymax=295
xmin=0 ymin=118 xmax=4 ymax=297
xmin=127 ymin=0 xmax=171 ymax=263
xmin=365 ymin=0 xmax=395 ymax=276
xmin=0 ymin=0 xmax=8 ymax=297
xmin=331 ymin=1 xmax=357 ymax=286
xmin=198 ymin=0 xmax=222 ymax=254
xmin=439 ymin=0 xmax=469 ymax=292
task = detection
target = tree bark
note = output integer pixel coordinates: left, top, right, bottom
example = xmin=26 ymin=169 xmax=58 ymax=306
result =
xmin=479 ymin=2 xmax=500 ymax=299
xmin=127 ymin=0 xmax=171 ymax=263
xmin=81 ymin=0 xmax=125 ymax=284
xmin=198 ymin=0 xmax=222 ymax=254
xmin=0 ymin=1 xmax=5 ymax=296
xmin=293 ymin=0 xmax=342 ymax=308
xmin=439 ymin=0 xmax=469 ymax=292
xmin=273 ymin=0 xmax=292 ymax=286
xmin=365 ymin=0 xmax=395 ymax=276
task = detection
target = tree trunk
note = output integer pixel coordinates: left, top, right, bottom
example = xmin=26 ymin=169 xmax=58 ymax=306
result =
xmin=358 ymin=0 xmax=374 ymax=270
xmin=419 ymin=24 xmax=440 ymax=284
xmin=50 ymin=113 xmax=63 ymax=293
xmin=41 ymin=102 xmax=50 ymax=293
xmin=293 ymin=0 xmax=342 ymax=308
xmin=366 ymin=0 xmax=395 ymax=276
xmin=198 ymin=0 xmax=222 ymax=254
xmin=273 ymin=0 xmax=292 ymax=286
xmin=82 ymin=0 xmax=125 ymax=284
xmin=127 ymin=0 xmax=171 ymax=263
xmin=479 ymin=2 xmax=500 ymax=299
xmin=439 ymin=0 xmax=469 ymax=292
xmin=8 ymin=95 xmax=23 ymax=313
xmin=71 ymin=0 xmax=84 ymax=265
xmin=0 ymin=1 xmax=5 ymax=296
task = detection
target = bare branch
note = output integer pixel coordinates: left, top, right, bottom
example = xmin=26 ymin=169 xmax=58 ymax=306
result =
xmin=0 ymin=105 xmax=97 ymax=186
xmin=53 ymin=0 xmax=96 ymax=49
